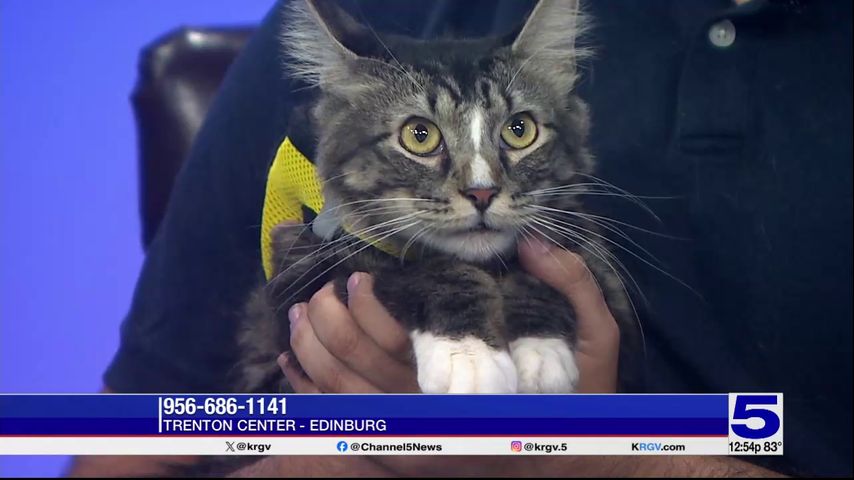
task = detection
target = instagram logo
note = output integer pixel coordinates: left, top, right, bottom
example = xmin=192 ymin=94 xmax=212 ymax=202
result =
xmin=511 ymin=441 xmax=523 ymax=452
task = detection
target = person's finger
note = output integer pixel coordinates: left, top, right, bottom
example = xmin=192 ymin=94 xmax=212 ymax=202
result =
xmin=288 ymin=301 xmax=381 ymax=393
xmin=346 ymin=273 xmax=413 ymax=362
xmin=306 ymin=283 xmax=418 ymax=392
xmin=518 ymin=237 xmax=620 ymax=393
xmin=277 ymin=353 xmax=321 ymax=394
xmin=518 ymin=237 xmax=620 ymax=343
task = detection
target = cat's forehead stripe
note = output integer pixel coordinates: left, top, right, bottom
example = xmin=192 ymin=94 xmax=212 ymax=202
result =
xmin=470 ymin=108 xmax=483 ymax=152
xmin=433 ymin=76 xmax=462 ymax=105
xmin=469 ymin=108 xmax=494 ymax=188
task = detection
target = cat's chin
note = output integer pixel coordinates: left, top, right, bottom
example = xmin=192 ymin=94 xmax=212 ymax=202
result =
xmin=423 ymin=229 xmax=517 ymax=262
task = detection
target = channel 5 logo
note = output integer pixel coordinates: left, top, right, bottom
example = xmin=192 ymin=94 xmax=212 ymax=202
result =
xmin=510 ymin=441 xmax=523 ymax=452
xmin=728 ymin=393 xmax=783 ymax=441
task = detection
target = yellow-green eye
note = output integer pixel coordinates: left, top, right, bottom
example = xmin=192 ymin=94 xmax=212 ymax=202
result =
xmin=400 ymin=118 xmax=442 ymax=156
xmin=501 ymin=112 xmax=538 ymax=149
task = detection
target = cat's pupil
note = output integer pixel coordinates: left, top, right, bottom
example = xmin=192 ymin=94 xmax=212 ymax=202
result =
xmin=510 ymin=120 xmax=526 ymax=138
xmin=413 ymin=124 xmax=429 ymax=143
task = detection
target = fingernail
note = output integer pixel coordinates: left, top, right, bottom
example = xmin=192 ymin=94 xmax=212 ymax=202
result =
xmin=526 ymin=236 xmax=551 ymax=255
xmin=288 ymin=304 xmax=303 ymax=325
xmin=277 ymin=353 xmax=289 ymax=369
xmin=347 ymin=272 xmax=362 ymax=294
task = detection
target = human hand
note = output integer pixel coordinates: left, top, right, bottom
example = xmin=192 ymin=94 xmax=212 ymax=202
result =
xmin=281 ymin=237 xmax=619 ymax=396
xmin=517 ymin=236 xmax=621 ymax=394
xmin=280 ymin=273 xmax=419 ymax=393
xmin=367 ymin=238 xmax=622 ymax=476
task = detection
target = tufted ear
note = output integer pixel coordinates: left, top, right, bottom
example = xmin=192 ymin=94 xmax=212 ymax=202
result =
xmin=280 ymin=0 xmax=372 ymax=87
xmin=511 ymin=0 xmax=590 ymax=87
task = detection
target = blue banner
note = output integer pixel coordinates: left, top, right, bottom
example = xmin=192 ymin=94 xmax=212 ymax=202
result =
xmin=0 ymin=394 xmax=729 ymax=436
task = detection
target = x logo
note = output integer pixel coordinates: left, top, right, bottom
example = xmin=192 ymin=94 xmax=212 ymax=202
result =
xmin=225 ymin=441 xmax=235 ymax=452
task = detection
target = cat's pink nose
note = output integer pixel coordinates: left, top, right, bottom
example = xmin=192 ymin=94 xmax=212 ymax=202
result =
xmin=462 ymin=187 xmax=499 ymax=212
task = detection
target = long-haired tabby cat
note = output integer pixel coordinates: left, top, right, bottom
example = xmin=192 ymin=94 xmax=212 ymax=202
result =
xmin=236 ymin=0 xmax=640 ymax=396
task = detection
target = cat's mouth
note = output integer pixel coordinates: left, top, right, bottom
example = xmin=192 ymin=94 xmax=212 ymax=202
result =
xmin=461 ymin=223 xmax=501 ymax=234
xmin=444 ymin=218 xmax=505 ymax=236
xmin=415 ymin=212 xmax=520 ymax=261
xmin=420 ymin=220 xmax=516 ymax=261
xmin=444 ymin=223 xmax=509 ymax=241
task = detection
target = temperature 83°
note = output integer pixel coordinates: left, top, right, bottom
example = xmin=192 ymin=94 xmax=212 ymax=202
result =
xmin=729 ymin=441 xmax=783 ymax=454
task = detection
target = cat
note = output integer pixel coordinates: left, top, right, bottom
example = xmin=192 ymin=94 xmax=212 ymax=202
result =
xmin=235 ymin=0 xmax=640 ymax=396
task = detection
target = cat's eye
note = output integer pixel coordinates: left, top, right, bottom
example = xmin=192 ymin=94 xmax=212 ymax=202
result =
xmin=400 ymin=118 xmax=443 ymax=156
xmin=500 ymin=112 xmax=538 ymax=150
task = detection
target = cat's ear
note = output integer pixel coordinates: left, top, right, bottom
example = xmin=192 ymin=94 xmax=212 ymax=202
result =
xmin=281 ymin=0 xmax=371 ymax=87
xmin=511 ymin=0 xmax=590 ymax=87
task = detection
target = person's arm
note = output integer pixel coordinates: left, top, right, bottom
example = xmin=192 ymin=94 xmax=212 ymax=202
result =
xmin=228 ymin=455 xmax=394 ymax=478
xmin=281 ymin=238 xmax=785 ymax=477
xmin=65 ymin=388 xmax=393 ymax=478
xmin=66 ymin=0 xmax=384 ymax=475
xmin=65 ymin=387 xmax=200 ymax=477
xmin=529 ymin=455 xmax=784 ymax=478
xmin=67 ymin=440 xmax=393 ymax=478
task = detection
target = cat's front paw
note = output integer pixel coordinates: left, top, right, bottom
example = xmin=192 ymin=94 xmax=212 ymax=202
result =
xmin=411 ymin=332 xmax=517 ymax=394
xmin=509 ymin=337 xmax=579 ymax=393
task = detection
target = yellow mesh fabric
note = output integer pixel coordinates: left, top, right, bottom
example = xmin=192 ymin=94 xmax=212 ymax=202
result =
xmin=261 ymin=138 xmax=323 ymax=279
xmin=261 ymin=137 xmax=409 ymax=280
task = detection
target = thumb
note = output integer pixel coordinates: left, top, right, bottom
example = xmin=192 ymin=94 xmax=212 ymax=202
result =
xmin=518 ymin=236 xmax=620 ymax=393
xmin=518 ymin=237 xmax=612 ymax=324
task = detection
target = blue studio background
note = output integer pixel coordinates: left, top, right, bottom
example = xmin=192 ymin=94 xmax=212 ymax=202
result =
xmin=0 ymin=1 xmax=272 ymax=476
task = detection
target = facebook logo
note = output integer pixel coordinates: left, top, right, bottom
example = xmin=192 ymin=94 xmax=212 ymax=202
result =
xmin=336 ymin=441 xmax=348 ymax=452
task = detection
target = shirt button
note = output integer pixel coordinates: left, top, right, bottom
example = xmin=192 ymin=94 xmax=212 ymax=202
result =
xmin=708 ymin=19 xmax=737 ymax=48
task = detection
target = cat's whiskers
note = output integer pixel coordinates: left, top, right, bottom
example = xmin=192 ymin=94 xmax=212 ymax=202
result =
xmin=524 ymin=196 xmax=668 ymax=238
xmin=539 ymin=206 xmax=683 ymax=240
xmin=271 ymin=210 xmax=425 ymax=287
xmin=275 ymin=206 xmax=426 ymax=280
xmin=536 ymin=209 xmax=645 ymax=259
xmin=324 ymin=197 xmax=437 ymax=212
xmin=505 ymin=33 xmax=592 ymax=94
xmin=525 ymin=182 xmax=664 ymax=223
xmin=528 ymin=209 xmax=699 ymax=299
xmin=518 ymin=222 xmax=620 ymax=308
xmin=506 ymin=39 xmax=576 ymax=94
xmin=528 ymin=215 xmax=646 ymax=305
xmin=320 ymin=170 xmax=357 ymax=185
xmin=274 ymin=223 xmax=413 ymax=312
xmin=518 ymin=222 xmax=586 ymax=287
xmin=572 ymin=172 xmax=663 ymax=223
xmin=529 ymin=187 xmax=676 ymax=201
xmin=276 ymin=219 xmax=422 ymax=310
xmin=532 ymin=190 xmax=678 ymax=219
xmin=527 ymin=181 xmax=637 ymax=194
xmin=358 ymin=11 xmax=426 ymax=94
xmin=318 ymin=208 xmax=423 ymax=250
xmin=527 ymin=186 xmax=667 ymax=199
xmin=271 ymin=195 xmax=437 ymax=278
xmin=520 ymin=219 xmax=648 ymax=362
xmin=486 ymin=242 xmax=510 ymax=271
xmin=272 ymin=196 xmax=433 ymax=261
xmin=274 ymin=202 xmax=416 ymax=273
xmin=532 ymin=206 xmax=677 ymax=255
xmin=399 ymin=224 xmax=434 ymax=264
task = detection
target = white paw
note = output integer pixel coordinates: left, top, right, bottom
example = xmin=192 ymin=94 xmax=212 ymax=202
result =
xmin=510 ymin=337 xmax=579 ymax=393
xmin=411 ymin=331 xmax=517 ymax=394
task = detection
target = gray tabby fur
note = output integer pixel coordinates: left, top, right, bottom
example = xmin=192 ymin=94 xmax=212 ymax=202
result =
xmin=234 ymin=0 xmax=639 ymax=395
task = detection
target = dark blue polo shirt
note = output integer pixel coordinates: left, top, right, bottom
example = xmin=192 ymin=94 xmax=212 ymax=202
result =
xmin=105 ymin=0 xmax=852 ymax=475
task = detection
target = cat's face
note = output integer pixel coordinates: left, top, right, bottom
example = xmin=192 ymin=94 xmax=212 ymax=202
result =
xmin=285 ymin=0 xmax=591 ymax=261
